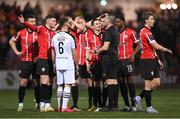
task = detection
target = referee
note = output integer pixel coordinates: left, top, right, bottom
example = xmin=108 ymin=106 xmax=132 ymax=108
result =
xmin=95 ymin=14 xmax=119 ymax=112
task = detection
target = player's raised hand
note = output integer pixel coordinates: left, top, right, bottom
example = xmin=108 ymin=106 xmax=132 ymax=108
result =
xmin=167 ymin=49 xmax=172 ymax=54
xmin=18 ymin=14 xmax=25 ymax=23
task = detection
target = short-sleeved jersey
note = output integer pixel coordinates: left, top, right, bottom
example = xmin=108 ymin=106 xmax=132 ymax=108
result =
xmin=52 ymin=32 xmax=76 ymax=70
xmin=118 ymin=28 xmax=139 ymax=59
xmin=140 ymin=27 xmax=156 ymax=59
xmin=24 ymin=22 xmax=55 ymax=59
xmin=77 ymin=29 xmax=91 ymax=65
xmin=102 ymin=25 xmax=119 ymax=56
xmin=12 ymin=29 xmax=38 ymax=61
xmin=89 ymin=31 xmax=103 ymax=61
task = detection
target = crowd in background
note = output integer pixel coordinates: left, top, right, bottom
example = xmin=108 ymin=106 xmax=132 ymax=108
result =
xmin=0 ymin=1 xmax=179 ymax=70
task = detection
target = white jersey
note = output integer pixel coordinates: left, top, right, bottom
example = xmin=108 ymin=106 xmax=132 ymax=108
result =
xmin=52 ymin=32 xmax=76 ymax=70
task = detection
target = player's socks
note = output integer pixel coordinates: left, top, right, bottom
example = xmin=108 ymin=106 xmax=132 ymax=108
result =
xmin=113 ymin=84 xmax=119 ymax=107
xmin=144 ymin=90 xmax=152 ymax=107
xmin=128 ymin=83 xmax=136 ymax=106
xmin=18 ymin=86 xmax=26 ymax=103
xmin=40 ymin=84 xmax=50 ymax=103
xmin=93 ymin=87 xmax=98 ymax=107
xmin=71 ymin=86 xmax=79 ymax=108
xmin=139 ymin=89 xmax=145 ymax=99
xmin=96 ymin=87 xmax=102 ymax=107
xmin=88 ymin=87 xmax=93 ymax=108
xmin=49 ymin=85 xmax=53 ymax=100
xmin=34 ymin=85 xmax=40 ymax=104
xmin=62 ymin=86 xmax=71 ymax=109
xmin=119 ymin=80 xmax=130 ymax=107
xmin=107 ymin=84 xmax=114 ymax=108
xmin=102 ymin=86 xmax=107 ymax=107
xmin=57 ymin=86 xmax=63 ymax=109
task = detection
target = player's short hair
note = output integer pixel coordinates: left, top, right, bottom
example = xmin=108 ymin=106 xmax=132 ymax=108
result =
xmin=59 ymin=17 xmax=69 ymax=28
xmin=108 ymin=15 xmax=115 ymax=23
xmin=100 ymin=15 xmax=106 ymax=20
xmin=116 ymin=15 xmax=125 ymax=22
xmin=25 ymin=14 xmax=35 ymax=21
xmin=91 ymin=19 xmax=100 ymax=26
xmin=142 ymin=12 xmax=153 ymax=21
xmin=45 ymin=15 xmax=55 ymax=21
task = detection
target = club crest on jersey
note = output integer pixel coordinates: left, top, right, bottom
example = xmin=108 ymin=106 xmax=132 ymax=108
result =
xmin=124 ymin=35 xmax=128 ymax=39
xmin=151 ymin=71 xmax=154 ymax=76
xmin=18 ymin=70 xmax=21 ymax=74
xmin=42 ymin=67 xmax=45 ymax=72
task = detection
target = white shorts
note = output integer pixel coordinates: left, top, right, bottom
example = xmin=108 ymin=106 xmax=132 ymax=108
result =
xmin=56 ymin=69 xmax=75 ymax=85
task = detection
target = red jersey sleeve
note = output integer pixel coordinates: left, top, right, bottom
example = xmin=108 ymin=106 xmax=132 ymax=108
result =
xmin=145 ymin=32 xmax=155 ymax=44
xmin=131 ymin=30 xmax=139 ymax=43
xmin=12 ymin=32 xmax=21 ymax=41
xmin=24 ymin=22 xmax=39 ymax=32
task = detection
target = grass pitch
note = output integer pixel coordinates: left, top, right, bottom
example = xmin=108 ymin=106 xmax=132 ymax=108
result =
xmin=0 ymin=87 xmax=180 ymax=118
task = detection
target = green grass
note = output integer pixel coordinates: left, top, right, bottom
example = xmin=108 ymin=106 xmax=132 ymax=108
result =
xmin=0 ymin=87 xmax=180 ymax=118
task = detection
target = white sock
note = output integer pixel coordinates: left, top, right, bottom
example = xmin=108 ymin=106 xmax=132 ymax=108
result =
xmin=62 ymin=86 xmax=71 ymax=109
xmin=19 ymin=103 xmax=23 ymax=107
xmin=45 ymin=103 xmax=51 ymax=108
xmin=57 ymin=86 xmax=63 ymax=108
xmin=40 ymin=102 xmax=45 ymax=108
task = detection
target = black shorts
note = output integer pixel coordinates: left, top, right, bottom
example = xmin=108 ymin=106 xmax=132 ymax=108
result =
xmin=140 ymin=59 xmax=160 ymax=80
xmin=18 ymin=61 xmax=38 ymax=79
xmin=102 ymin=55 xmax=118 ymax=79
xmin=117 ymin=59 xmax=135 ymax=78
xmin=90 ymin=61 xmax=102 ymax=81
xmin=78 ymin=65 xmax=91 ymax=79
xmin=36 ymin=58 xmax=54 ymax=76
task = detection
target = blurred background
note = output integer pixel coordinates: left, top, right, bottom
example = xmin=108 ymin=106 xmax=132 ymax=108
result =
xmin=0 ymin=0 xmax=179 ymax=89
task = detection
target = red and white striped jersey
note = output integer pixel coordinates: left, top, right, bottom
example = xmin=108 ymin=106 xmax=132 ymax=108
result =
xmin=89 ymin=31 xmax=103 ymax=62
xmin=140 ymin=27 xmax=156 ymax=59
xmin=24 ymin=22 xmax=55 ymax=59
xmin=12 ymin=29 xmax=38 ymax=61
xmin=118 ymin=28 xmax=139 ymax=59
xmin=77 ymin=29 xmax=91 ymax=65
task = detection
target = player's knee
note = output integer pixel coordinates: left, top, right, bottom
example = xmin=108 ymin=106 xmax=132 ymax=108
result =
xmin=20 ymin=79 xmax=28 ymax=87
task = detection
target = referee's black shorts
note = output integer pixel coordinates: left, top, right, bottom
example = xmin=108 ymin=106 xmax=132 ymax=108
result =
xmin=102 ymin=55 xmax=118 ymax=79
xmin=140 ymin=59 xmax=160 ymax=80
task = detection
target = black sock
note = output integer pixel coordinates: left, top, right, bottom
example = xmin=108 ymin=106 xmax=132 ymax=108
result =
xmin=40 ymin=84 xmax=50 ymax=103
xmin=119 ymin=80 xmax=130 ymax=107
xmin=113 ymin=84 xmax=119 ymax=107
xmin=107 ymin=85 xmax=114 ymax=108
xmin=71 ymin=86 xmax=79 ymax=108
xmin=144 ymin=90 xmax=152 ymax=107
xmin=96 ymin=87 xmax=102 ymax=107
xmin=102 ymin=86 xmax=108 ymax=107
xmin=88 ymin=87 xmax=93 ymax=108
xmin=48 ymin=85 xmax=53 ymax=102
xmin=34 ymin=85 xmax=40 ymax=103
xmin=18 ymin=86 xmax=26 ymax=103
xmin=139 ymin=89 xmax=145 ymax=99
xmin=128 ymin=83 xmax=136 ymax=106
xmin=93 ymin=87 xmax=98 ymax=107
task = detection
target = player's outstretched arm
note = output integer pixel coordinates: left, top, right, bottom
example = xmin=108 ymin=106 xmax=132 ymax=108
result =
xmin=18 ymin=14 xmax=39 ymax=32
xmin=151 ymin=41 xmax=172 ymax=54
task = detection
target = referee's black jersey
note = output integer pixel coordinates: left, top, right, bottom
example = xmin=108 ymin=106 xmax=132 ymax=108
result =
xmin=102 ymin=25 xmax=119 ymax=56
